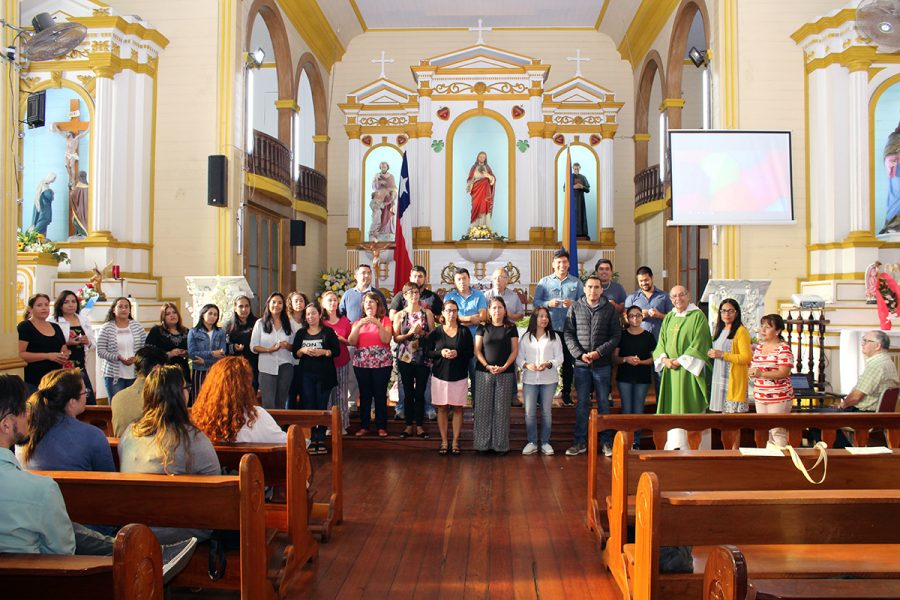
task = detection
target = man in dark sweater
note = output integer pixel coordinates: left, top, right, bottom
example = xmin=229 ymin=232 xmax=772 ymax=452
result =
xmin=563 ymin=275 xmax=621 ymax=456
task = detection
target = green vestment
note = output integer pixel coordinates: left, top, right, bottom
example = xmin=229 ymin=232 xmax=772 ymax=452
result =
xmin=653 ymin=308 xmax=712 ymax=414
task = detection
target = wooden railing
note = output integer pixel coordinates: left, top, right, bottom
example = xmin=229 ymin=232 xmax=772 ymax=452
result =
xmin=249 ymin=129 xmax=292 ymax=188
xmin=634 ymin=164 xmax=665 ymax=207
xmin=294 ymin=164 xmax=327 ymax=209
xmin=784 ymin=308 xmax=828 ymax=390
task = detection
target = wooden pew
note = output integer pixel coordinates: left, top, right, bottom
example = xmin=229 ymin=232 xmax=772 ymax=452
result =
xmin=0 ymin=523 xmax=163 ymax=600
xmin=631 ymin=472 xmax=900 ymax=600
xmin=600 ymin=430 xmax=900 ymax=599
xmin=35 ymin=454 xmax=277 ymax=599
xmin=587 ymin=410 xmax=900 ymax=539
xmin=80 ymin=405 xmax=345 ymax=541
xmin=703 ymin=545 xmax=900 ymax=600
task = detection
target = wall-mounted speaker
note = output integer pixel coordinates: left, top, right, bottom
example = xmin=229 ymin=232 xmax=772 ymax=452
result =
xmin=26 ymin=91 xmax=46 ymax=128
xmin=290 ymin=219 xmax=306 ymax=246
xmin=208 ymin=155 xmax=227 ymax=207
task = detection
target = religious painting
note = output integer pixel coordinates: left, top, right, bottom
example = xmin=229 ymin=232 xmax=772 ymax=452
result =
xmin=556 ymin=144 xmax=598 ymax=242
xmin=450 ymin=115 xmax=509 ymax=240
xmin=21 ymin=88 xmax=90 ymax=242
xmin=362 ymin=144 xmax=402 ymax=242
xmin=874 ymin=79 xmax=900 ymax=236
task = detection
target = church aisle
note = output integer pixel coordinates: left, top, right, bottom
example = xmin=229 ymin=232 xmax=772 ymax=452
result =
xmin=286 ymin=446 xmax=617 ymax=599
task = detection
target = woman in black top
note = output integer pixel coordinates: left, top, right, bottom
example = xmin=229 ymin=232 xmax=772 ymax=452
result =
xmin=51 ymin=290 xmax=96 ymax=404
xmin=293 ymin=303 xmax=340 ymax=452
xmin=225 ymin=295 xmax=258 ymax=389
xmin=18 ymin=294 xmax=69 ymax=394
xmin=472 ymin=296 xmax=519 ymax=454
xmin=613 ymin=306 xmax=656 ymax=448
xmin=425 ymin=299 xmax=474 ymax=455
xmin=145 ymin=302 xmax=191 ymax=383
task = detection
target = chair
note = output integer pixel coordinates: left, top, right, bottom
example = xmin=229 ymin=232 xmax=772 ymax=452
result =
xmin=878 ymin=387 xmax=900 ymax=412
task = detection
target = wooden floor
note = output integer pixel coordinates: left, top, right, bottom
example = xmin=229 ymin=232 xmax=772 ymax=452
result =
xmin=177 ymin=444 xmax=618 ymax=599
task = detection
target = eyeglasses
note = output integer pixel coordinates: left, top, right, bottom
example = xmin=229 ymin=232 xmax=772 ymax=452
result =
xmin=79 ymin=390 xmax=88 ymax=398
xmin=861 ymin=339 xmax=877 ymax=345
xmin=720 ymin=309 xmax=736 ymax=315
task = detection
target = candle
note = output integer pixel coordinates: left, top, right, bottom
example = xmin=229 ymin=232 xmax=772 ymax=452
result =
xmin=112 ymin=265 xmax=120 ymax=279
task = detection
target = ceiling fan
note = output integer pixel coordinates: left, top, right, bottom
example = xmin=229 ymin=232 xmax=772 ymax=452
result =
xmin=857 ymin=0 xmax=900 ymax=51
xmin=0 ymin=12 xmax=87 ymax=67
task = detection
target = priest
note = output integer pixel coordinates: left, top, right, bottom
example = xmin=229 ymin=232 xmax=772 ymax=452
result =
xmin=653 ymin=285 xmax=711 ymax=416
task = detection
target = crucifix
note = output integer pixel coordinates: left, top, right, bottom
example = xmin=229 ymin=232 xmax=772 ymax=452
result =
xmin=371 ymin=50 xmax=394 ymax=79
xmin=567 ymin=48 xmax=590 ymax=77
xmin=51 ymin=99 xmax=89 ymax=237
xmin=469 ymin=19 xmax=491 ymax=45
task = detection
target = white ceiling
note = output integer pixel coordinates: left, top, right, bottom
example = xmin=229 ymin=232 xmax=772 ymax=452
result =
xmin=353 ymin=0 xmax=605 ymax=29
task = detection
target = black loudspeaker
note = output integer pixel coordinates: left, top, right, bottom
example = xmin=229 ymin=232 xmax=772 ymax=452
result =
xmin=290 ymin=219 xmax=306 ymax=246
xmin=208 ymin=155 xmax=227 ymax=207
xmin=26 ymin=91 xmax=46 ymax=128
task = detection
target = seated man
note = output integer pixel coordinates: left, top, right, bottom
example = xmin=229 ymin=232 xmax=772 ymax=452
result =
xmin=840 ymin=330 xmax=899 ymax=412
xmin=0 ymin=373 xmax=197 ymax=583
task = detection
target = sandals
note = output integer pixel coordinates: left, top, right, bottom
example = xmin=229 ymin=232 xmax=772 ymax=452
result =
xmin=438 ymin=444 xmax=448 ymax=455
xmin=451 ymin=444 xmax=461 ymax=456
xmin=400 ymin=428 xmax=412 ymax=439
xmin=416 ymin=428 xmax=429 ymax=439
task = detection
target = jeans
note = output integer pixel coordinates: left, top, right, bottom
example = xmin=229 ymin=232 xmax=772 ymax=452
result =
xmin=397 ymin=361 xmax=429 ymax=426
xmin=301 ymin=371 xmax=334 ymax=443
xmin=396 ymin=374 xmax=435 ymax=417
xmin=104 ymin=377 xmax=135 ymax=400
xmin=354 ymin=365 xmax=392 ymax=430
xmin=618 ymin=381 xmax=650 ymax=446
xmin=258 ymin=363 xmax=292 ymax=410
xmin=574 ymin=364 xmax=612 ymax=446
xmin=523 ymin=382 xmax=555 ymax=445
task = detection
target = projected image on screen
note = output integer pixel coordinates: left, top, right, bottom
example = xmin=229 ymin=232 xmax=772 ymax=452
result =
xmin=669 ymin=130 xmax=794 ymax=225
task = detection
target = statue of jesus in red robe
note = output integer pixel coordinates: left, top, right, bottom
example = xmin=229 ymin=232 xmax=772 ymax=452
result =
xmin=466 ymin=151 xmax=496 ymax=228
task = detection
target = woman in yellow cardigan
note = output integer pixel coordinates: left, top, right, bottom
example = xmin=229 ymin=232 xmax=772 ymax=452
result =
xmin=707 ymin=298 xmax=752 ymax=409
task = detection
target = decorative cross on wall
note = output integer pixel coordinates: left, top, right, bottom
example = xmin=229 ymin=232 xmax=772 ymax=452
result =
xmin=469 ymin=19 xmax=492 ymax=45
xmin=567 ymin=48 xmax=590 ymax=77
xmin=371 ymin=50 xmax=394 ymax=79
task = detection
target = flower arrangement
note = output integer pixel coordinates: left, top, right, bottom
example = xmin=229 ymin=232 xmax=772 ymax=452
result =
xmin=75 ymin=283 xmax=99 ymax=310
xmin=17 ymin=228 xmax=70 ymax=264
xmin=461 ymin=225 xmax=507 ymax=241
xmin=319 ymin=268 xmax=355 ymax=295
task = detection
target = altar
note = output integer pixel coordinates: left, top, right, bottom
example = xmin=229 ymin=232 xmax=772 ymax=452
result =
xmin=339 ymin=36 xmax=624 ymax=292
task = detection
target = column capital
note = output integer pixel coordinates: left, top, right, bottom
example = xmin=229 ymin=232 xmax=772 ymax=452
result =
xmin=274 ymin=99 xmax=300 ymax=112
xmin=345 ymin=125 xmax=361 ymax=139
xmin=93 ymin=65 xmax=116 ymax=79
xmin=600 ymin=124 xmax=617 ymax=140
xmin=659 ymin=97 xmax=685 ymax=111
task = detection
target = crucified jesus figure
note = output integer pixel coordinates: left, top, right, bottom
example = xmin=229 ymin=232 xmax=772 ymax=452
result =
xmin=51 ymin=123 xmax=89 ymax=187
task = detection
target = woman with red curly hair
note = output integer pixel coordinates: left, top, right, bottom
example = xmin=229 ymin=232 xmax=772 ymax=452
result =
xmin=191 ymin=356 xmax=286 ymax=443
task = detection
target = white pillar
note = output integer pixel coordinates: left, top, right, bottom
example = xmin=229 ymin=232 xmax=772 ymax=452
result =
xmin=90 ymin=72 xmax=115 ymax=234
xmin=599 ymin=134 xmax=615 ymax=230
xmin=347 ymin=138 xmax=362 ymax=230
xmin=847 ymin=65 xmax=871 ymax=234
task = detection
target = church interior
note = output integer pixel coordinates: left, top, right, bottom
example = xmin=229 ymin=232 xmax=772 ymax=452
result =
xmin=3 ymin=0 xmax=900 ymax=597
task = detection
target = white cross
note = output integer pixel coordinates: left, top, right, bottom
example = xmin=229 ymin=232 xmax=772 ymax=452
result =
xmin=567 ymin=48 xmax=590 ymax=77
xmin=371 ymin=50 xmax=394 ymax=79
xmin=469 ymin=19 xmax=492 ymax=45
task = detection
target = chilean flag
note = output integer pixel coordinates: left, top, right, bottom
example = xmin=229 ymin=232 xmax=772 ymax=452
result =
xmin=562 ymin=146 xmax=579 ymax=277
xmin=393 ymin=151 xmax=413 ymax=294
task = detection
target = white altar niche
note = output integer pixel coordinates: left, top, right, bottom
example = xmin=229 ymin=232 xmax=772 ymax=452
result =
xmin=339 ymin=41 xmax=622 ymax=293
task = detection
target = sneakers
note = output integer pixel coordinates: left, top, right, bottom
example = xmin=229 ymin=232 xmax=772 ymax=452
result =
xmin=161 ymin=536 xmax=198 ymax=585
xmin=522 ymin=442 xmax=538 ymax=455
xmin=602 ymin=444 xmax=613 ymax=457
xmin=394 ymin=411 xmax=405 ymax=421
xmin=541 ymin=443 xmax=555 ymax=456
xmin=565 ymin=443 xmax=587 ymax=456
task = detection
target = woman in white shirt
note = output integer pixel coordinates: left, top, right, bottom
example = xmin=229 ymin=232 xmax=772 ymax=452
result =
xmin=515 ymin=306 xmax=563 ymax=456
xmin=51 ymin=290 xmax=96 ymax=403
xmin=191 ymin=356 xmax=286 ymax=443
xmin=96 ymin=297 xmax=146 ymax=400
xmin=250 ymin=292 xmax=297 ymax=410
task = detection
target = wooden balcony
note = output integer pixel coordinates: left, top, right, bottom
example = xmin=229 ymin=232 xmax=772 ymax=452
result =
xmin=294 ymin=164 xmax=327 ymax=209
xmin=634 ymin=164 xmax=665 ymax=207
xmin=249 ymin=129 xmax=291 ymax=189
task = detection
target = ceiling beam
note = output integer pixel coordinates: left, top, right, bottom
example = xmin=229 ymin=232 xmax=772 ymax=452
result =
xmin=617 ymin=0 xmax=680 ymax=69
xmin=277 ymin=0 xmax=345 ymax=70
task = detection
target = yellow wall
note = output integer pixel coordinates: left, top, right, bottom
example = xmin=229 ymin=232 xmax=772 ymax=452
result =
xmin=325 ymin=29 xmax=636 ymax=282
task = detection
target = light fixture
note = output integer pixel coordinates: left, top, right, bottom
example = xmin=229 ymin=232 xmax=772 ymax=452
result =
xmin=245 ymin=47 xmax=265 ymax=69
xmin=879 ymin=20 xmax=894 ymax=33
xmin=688 ymin=46 xmax=709 ymax=69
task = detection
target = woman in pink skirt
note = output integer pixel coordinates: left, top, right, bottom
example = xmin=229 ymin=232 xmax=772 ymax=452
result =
xmin=425 ymin=300 xmax=474 ymax=455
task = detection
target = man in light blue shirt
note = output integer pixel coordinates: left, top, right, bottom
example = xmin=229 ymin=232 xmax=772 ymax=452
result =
xmin=624 ymin=266 xmax=673 ymax=340
xmin=444 ymin=268 xmax=488 ymax=397
xmin=533 ymin=249 xmax=584 ymax=405
xmin=338 ymin=264 xmax=387 ymax=322
xmin=0 ymin=374 xmax=75 ymax=555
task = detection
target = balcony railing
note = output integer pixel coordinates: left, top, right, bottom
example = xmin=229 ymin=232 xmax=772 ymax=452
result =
xmin=249 ymin=129 xmax=327 ymax=211
xmin=295 ymin=164 xmax=327 ymax=209
xmin=634 ymin=164 xmax=665 ymax=207
xmin=250 ymin=130 xmax=292 ymax=188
